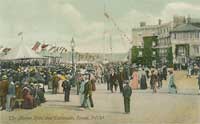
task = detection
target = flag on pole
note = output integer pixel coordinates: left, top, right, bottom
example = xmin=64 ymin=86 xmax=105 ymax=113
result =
xmin=2 ymin=48 xmax=11 ymax=53
xmin=41 ymin=43 xmax=49 ymax=49
xmin=48 ymin=46 xmax=56 ymax=52
xmin=17 ymin=32 xmax=23 ymax=36
xmin=104 ymin=12 xmax=110 ymax=18
xmin=60 ymin=48 xmax=64 ymax=53
xmin=32 ymin=41 xmax=41 ymax=51
xmin=53 ymin=47 xmax=59 ymax=52
xmin=64 ymin=48 xmax=67 ymax=53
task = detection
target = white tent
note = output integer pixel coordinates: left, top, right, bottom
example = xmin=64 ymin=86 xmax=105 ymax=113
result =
xmin=0 ymin=44 xmax=44 ymax=60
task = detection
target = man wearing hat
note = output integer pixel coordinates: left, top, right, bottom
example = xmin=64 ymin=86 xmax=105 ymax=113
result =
xmin=62 ymin=77 xmax=71 ymax=102
xmin=0 ymin=75 xmax=9 ymax=110
xmin=52 ymin=72 xmax=59 ymax=94
xmin=122 ymin=81 xmax=132 ymax=114
xmin=110 ymin=69 xmax=117 ymax=93
xmin=197 ymin=69 xmax=200 ymax=95
xmin=117 ymin=65 xmax=124 ymax=93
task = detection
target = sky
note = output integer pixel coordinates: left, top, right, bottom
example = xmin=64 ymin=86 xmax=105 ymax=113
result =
xmin=0 ymin=0 xmax=200 ymax=53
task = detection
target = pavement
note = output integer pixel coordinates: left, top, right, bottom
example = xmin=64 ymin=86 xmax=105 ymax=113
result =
xmin=0 ymin=71 xmax=200 ymax=124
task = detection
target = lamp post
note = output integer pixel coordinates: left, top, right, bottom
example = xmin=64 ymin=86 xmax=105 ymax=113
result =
xmin=71 ymin=38 xmax=75 ymax=67
xmin=71 ymin=38 xmax=75 ymax=87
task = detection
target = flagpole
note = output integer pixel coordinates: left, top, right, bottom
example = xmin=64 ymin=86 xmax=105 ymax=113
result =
xmin=110 ymin=34 xmax=112 ymax=62
xmin=103 ymin=0 xmax=106 ymax=62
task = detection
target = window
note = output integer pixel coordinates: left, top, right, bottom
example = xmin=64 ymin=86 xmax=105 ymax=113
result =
xmin=152 ymin=42 xmax=156 ymax=47
xmin=177 ymin=46 xmax=185 ymax=56
xmin=181 ymin=58 xmax=186 ymax=63
xmin=138 ymin=51 xmax=142 ymax=57
xmin=195 ymin=32 xmax=199 ymax=38
xmin=199 ymin=32 xmax=200 ymax=38
xmin=193 ymin=46 xmax=199 ymax=54
xmin=153 ymin=51 xmax=156 ymax=56
xmin=174 ymin=33 xmax=176 ymax=39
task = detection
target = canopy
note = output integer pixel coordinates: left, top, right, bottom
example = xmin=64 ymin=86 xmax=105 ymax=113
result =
xmin=0 ymin=44 xmax=44 ymax=60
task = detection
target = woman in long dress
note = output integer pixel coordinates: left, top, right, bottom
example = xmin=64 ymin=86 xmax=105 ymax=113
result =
xmin=79 ymin=78 xmax=86 ymax=107
xmin=168 ymin=70 xmax=177 ymax=94
xmin=140 ymin=69 xmax=147 ymax=89
xmin=197 ymin=70 xmax=200 ymax=95
xmin=79 ymin=75 xmax=90 ymax=108
xmin=130 ymin=69 xmax=139 ymax=90
xmin=22 ymin=87 xmax=34 ymax=109
xmin=151 ymin=70 xmax=158 ymax=93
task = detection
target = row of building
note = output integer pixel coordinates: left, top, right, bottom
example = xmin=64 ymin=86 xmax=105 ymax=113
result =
xmin=131 ymin=15 xmax=200 ymax=67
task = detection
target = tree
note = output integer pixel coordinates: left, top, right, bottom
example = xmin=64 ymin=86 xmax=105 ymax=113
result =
xmin=131 ymin=46 xmax=139 ymax=64
xmin=143 ymin=36 xmax=158 ymax=67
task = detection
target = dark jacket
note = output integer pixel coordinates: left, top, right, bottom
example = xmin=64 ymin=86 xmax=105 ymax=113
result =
xmin=0 ymin=80 xmax=9 ymax=96
xmin=110 ymin=73 xmax=117 ymax=83
xmin=62 ymin=80 xmax=71 ymax=90
xmin=123 ymin=84 xmax=132 ymax=98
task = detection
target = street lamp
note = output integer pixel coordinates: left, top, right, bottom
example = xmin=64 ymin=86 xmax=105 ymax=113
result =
xmin=71 ymin=38 xmax=75 ymax=66
xmin=71 ymin=38 xmax=75 ymax=87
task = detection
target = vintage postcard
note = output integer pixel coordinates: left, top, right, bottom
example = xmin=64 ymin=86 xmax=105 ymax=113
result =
xmin=0 ymin=0 xmax=200 ymax=124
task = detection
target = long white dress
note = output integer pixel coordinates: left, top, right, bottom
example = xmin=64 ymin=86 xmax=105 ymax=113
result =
xmin=79 ymin=81 xmax=85 ymax=105
xmin=168 ymin=74 xmax=177 ymax=94
xmin=79 ymin=80 xmax=90 ymax=107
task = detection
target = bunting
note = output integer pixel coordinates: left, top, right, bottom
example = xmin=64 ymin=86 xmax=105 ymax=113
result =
xmin=17 ymin=32 xmax=23 ymax=36
xmin=2 ymin=48 xmax=11 ymax=53
xmin=41 ymin=43 xmax=49 ymax=49
xmin=32 ymin=41 xmax=41 ymax=51
xmin=48 ymin=46 xmax=56 ymax=52
xmin=104 ymin=11 xmax=131 ymax=43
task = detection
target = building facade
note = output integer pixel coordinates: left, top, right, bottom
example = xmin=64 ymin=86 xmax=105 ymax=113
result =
xmin=131 ymin=15 xmax=200 ymax=66
xmin=171 ymin=23 xmax=200 ymax=65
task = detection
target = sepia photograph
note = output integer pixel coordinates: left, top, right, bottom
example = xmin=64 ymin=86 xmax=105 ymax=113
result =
xmin=0 ymin=0 xmax=200 ymax=124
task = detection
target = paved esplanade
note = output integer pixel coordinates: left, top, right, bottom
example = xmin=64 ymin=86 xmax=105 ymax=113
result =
xmin=1 ymin=71 xmax=200 ymax=124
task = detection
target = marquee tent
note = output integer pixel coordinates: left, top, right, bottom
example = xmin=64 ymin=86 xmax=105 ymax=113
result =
xmin=0 ymin=44 xmax=44 ymax=60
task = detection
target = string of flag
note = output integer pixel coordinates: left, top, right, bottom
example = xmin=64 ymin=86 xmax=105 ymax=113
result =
xmin=104 ymin=12 xmax=132 ymax=43
xmin=31 ymin=41 xmax=68 ymax=53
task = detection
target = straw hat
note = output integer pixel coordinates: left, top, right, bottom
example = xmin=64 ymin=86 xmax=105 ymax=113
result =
xmin=2 ymin=75 xmax=8 ymax=80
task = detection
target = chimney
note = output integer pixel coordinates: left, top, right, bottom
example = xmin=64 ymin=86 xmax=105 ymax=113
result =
xmin=158 ymin=19 xmax=162 ymax=25
xmin=140 ymin=22 xmax=146 ymax=27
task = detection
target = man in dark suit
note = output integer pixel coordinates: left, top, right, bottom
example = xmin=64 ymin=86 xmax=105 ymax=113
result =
xmin=110 ymin=69 xmax=117 ymax=93
xmin=123 ymin=81 xmax=132 ymax=114
xmin=117 ymin=66 xmax=124 ymax=93
xmin=62 ymin=79 xmax=71 ymax=102
xmin=0 ymin=75 xmax=9 ymax=110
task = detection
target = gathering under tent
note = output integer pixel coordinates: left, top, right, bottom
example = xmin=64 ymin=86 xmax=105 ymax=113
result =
xmin=0 ymin=44 xmax=44 ymax=61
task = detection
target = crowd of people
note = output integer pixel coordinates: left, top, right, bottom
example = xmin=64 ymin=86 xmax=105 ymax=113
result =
xmin=100 ymin=63 xmax=176 ymax=94
xmin=0 ymin=63 xmax=49 ymax=111
xmin=1 ymin=61 xmax=200 ymax=114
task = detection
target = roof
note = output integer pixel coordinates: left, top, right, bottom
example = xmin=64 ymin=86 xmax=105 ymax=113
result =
xmin=172 ymin=23 xmax=200 ymax=32
xmin=132 ymin=25 xmax=159 ymax=31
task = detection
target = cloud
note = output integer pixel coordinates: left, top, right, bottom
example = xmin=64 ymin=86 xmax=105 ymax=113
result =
xmin=2 ymin=1 xmax=200 ymax=53
xmin=119 ymin=9 xmax=158 ymax=28
xmin=161 ymin=2 xmax=200 ymax=22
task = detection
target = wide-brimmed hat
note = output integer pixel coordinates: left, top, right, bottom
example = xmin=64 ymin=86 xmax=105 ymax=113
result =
xmin=2 ymin=75 xmax=8 ymax=80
